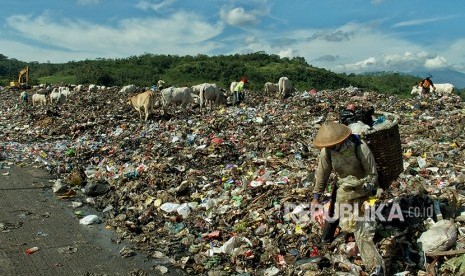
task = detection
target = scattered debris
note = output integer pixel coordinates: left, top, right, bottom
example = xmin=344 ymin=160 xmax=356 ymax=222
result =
xmin=1 ymin=85 xmax=464 ymax=274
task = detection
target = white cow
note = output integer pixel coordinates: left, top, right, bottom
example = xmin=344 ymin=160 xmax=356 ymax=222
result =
xmin=199 ymin=84 xmax=227 ymax=110
xmin=433 ymin=83 xmax=455 ymax=96
xmin=278 ymin=77 xmax=293 ymax=98
xmin=127 ymin=90 xmax=155 ymax=121
xmin=60 ymin=87 xmax=72 ymax=99
xmin=32 ymin=94 xmax=47 ymax=106
xmin=411 ymin=85 xmax=422 ymax=95
xmin=191 ymin=83 xmax=207 ymax=95
xmin=161 ymin=87 xmax=198 ymax=109
xmin=119 ymin=84 xmax=137 ymax=94
xmin=74 ymin=85 xmax=84 ymax=92
xmin=88 ymin=84 xmax=98 ymax=93
xmin=50 ymin=91 xmax=66 ymax=104
xmin=264 ymin=82 xmax=278 ymax=94
xmin=157 ymin=80 xmax=165 ymax=91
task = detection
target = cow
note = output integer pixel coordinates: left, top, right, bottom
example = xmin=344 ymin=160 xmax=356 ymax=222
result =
xmin=157 ymin=80 xmax=165 ymax=91
xmin=264 ymin=82 xmax=278 ymax=94
xmin=120 ymin=84 xmax=137 ymax=94
xmin=160 ymin=87 xmax=198 ymax=110
xmin=127 ymin=90 xmax=155 ymax=121
xmin=432 ymin=83 xmax=455 ymax=96
xmin=411 ymin=83 xmax=455 ymax=97
xmin=74 ymin=85 xmax=84 ymax=92
xmin=50 ymin=91 xmax=66 ymax=104
xmin=199 ymin=84 xmax=227 ymax=110
xmin=191 ymin=83 xmax=205 ymax=95
xmin=32 ymin=94 xmax=47 ymax=106
xmin=60 ymin=87 xmax=72 ymax=99
xmin=278 ymin=77 xmax=293 ymax=98
xmin=88 ymin=84 xmax=98 ymax=93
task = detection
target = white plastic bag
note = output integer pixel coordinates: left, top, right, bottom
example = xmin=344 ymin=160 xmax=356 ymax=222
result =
xmin=418 ymin=219 xmax=457 ymax=252
xmin=79 ymin=215 xmax=101 ymax=225
xmin=160 ymin=202 xmax=180 ymax=213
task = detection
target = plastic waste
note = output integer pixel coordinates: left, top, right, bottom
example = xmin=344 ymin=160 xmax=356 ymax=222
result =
xmin=373 ymin=115 xmax=385 ymax=125
xmin=176 ymin=203 xmax=191 ymax=218
xmin=160 ymin=202 xmax=180 ymax=213
xmin=79 ymin=215 xmax=102 ymax=225
xmin=25 ymin=246 xmax=39 ymax=255
xmin=418 ymin=219 xmax=457 ymax=252
xmin=417 ymin=157 xmax=427 ymax=168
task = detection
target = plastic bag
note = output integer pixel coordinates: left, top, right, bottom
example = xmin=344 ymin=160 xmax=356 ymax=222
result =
xmin=355 ymin=220 xmax=385 ymax=271
xmin=79 ymin=214 xmax=101 ymax=225
xmin=417 ymin=219 xmax=457 ymax=252
xmin=339 ymin=107 xmax=375 ymax=126
xmin=336 ymin=175 xmax=372 ymax=203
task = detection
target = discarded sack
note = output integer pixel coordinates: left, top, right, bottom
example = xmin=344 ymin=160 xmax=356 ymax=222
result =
xmin=417 ymin=219 xmax=457 ymax=252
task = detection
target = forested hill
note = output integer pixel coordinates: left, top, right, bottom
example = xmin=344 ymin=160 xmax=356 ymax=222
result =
xmin=0 ymin=52 xmax=431 ymax=97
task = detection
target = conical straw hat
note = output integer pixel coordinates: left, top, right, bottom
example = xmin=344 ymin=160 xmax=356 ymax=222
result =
xmin=313 ymin=122 xmax=352 ymax=148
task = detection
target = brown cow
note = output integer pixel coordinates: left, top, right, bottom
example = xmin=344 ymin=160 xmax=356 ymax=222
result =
xmin=127 ymin=90 xmax=155 ymax=121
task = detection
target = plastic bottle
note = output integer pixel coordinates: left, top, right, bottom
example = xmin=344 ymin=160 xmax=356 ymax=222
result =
xmin=373 ymin=115 xmax=385 ymax=126
xmin=25 ymin=247 xmax=39 ymax=255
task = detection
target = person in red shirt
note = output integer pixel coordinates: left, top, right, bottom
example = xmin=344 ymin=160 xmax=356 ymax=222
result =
xmin=419 ymin=76 xmax=436 ymax=99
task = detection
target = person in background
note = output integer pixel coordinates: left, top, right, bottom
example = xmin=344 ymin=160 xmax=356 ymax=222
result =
xmin=419 ymin=76 xmax=436 ymax=99
xmin=233 ymin=76 xmax=248 ymax=105
xmin=311 ymin=122 xmax=384 ymax=276
xmin=20 ymin=91 xmax=28 ymax=107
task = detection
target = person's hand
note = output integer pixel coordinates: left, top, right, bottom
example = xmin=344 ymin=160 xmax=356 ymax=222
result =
xmin=311 ymin=198 xmax=319 ymax=206
xmin=363 ymin=182 xmax=376 ymax=191
xmin=311 ymin=198 xmax=320 ymax=211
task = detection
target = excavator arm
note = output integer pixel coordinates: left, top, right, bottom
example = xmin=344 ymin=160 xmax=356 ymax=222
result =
xmin=18 ymin=67 xmax=29 ymax=83
xmin=9 ymin=66 xmax=29 ymax=89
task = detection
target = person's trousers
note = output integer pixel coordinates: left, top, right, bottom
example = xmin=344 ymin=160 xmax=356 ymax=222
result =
xmin=321 ymin=219 xmax=339 ymax=243
xmin=234 ymin=91 xmax=244 ymax=104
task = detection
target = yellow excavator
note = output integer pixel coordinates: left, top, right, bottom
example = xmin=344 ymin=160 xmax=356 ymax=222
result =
xmin=9 ymin=66 xmax=30 ymax=90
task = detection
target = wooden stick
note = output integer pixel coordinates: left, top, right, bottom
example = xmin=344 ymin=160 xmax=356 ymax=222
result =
xmin=426 ymin=249 xmax=465 ymax=257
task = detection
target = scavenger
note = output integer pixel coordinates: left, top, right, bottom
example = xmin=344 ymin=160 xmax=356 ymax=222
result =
xmin=311 ymin=122 xmax=384 ymax=276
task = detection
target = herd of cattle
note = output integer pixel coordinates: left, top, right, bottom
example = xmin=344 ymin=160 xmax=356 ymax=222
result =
xmin=21 ymin=77 xmax=456 ymax=121
xmin=22 ymin=77 xmax=296 ymax=121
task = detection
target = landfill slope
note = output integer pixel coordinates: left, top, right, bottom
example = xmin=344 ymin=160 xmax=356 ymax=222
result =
xmin=1 ymin=86 xmax=465 ymax=275
xmin=0 ymin=164 xmax=179 ymax=276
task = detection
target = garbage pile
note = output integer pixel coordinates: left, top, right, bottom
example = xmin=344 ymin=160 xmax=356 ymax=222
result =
xmin=1 ymin=86 xmax=465 ymax=275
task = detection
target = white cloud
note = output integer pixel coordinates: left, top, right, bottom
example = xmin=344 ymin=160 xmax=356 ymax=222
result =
xmin=338 ymin=57 xmax=378 ymax=72
xmin=77 ymin=0 xmax=100 ymax=5
xmin=228 ymin=21 xmax=455 ymax=74
xmin=244 ymin=36 xmax=257 ymax=44
xmin=2 ymin=2 xmax=464 ymax=76
xmin=442 ymin=39 xmax=465 ymax=72
xmin=136 ymin=0 xmax=177 ymax=12
xmin=278 ymin=48 xmax=296 ymax=59
xmin=424 ymin=56 xmax=448 ymax=69
xmin=3 ymin=11 xmax=224 ymax=62
xmin=220 ymin=7 xmax=259 ymax=27
xmin=392 ymin=15 xmax=458 ymax=28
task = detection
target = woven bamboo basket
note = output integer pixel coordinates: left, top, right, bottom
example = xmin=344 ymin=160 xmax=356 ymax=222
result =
xmin=358 ymin=111 xmax=403 ymax=190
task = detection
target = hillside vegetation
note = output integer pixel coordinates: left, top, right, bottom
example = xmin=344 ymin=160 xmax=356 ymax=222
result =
xmin=0 ymin=52 xmax=442 ymax=98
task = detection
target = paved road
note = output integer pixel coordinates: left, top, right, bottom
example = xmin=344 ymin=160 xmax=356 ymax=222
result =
xmin=0 ymin=164 xmax=181 ymax=276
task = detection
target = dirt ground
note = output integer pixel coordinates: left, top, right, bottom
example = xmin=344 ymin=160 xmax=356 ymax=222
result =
xmin=0 ymin=164 xmax=184 ymax=276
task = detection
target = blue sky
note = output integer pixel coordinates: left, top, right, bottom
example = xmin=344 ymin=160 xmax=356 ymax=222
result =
xmin=1 ymin=0 xmax=464 ymax=75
